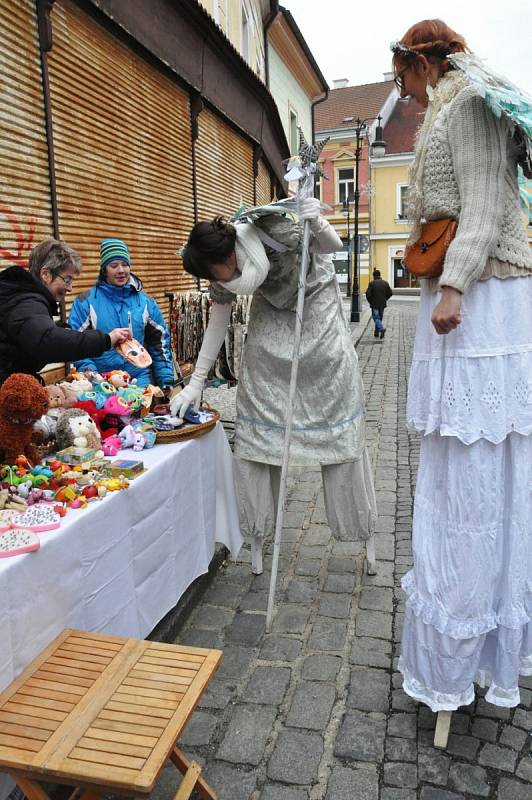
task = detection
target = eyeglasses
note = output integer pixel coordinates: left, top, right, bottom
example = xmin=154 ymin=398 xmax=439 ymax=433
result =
xmin=393 ymin=65 xmax=412 ymax=91
xmin=56 ymin=273 xmax=74 ymax=288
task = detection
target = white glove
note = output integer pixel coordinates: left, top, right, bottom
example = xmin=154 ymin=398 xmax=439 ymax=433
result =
xmin=170 ymin=382 xmax=203 ymax=417
xmin=299 ymin=197 xmax=321 ymax=226
xmin=170 ymin=302 xmax=232 ymax=418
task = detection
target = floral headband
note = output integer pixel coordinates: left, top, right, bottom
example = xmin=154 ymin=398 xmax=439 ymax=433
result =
xmin=390 ymin=41 xmax=419 ymax=57
xmin=390 ymin=40 xmax=453 ymax=59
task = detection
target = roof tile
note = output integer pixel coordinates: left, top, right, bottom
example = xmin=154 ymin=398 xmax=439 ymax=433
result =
xmin=315 ymin=81 xmax=395 ymax=131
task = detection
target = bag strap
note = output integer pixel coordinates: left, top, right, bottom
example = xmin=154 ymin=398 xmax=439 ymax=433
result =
xmin=254 ymin=227 xmax=289 ymax=253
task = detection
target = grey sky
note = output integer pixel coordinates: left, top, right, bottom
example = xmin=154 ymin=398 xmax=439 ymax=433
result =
xmin=282 ymin=0 xmax=532 ymax=95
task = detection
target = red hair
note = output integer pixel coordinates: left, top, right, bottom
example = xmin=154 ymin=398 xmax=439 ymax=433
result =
xmin=393 ymin=19 xmax=468 ymax=76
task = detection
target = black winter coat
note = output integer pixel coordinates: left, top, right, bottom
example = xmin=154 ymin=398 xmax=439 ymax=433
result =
xmin=0 ymin=266 xmax=110 ymax=384
xmin=365 ymin=278 xmax=393 ymax=313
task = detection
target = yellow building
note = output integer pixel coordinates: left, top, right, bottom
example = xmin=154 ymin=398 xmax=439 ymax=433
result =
xmin=314 ymin=79 xmax=396 ymax=293
xmin=369 ymin=97 xmax=424 ymax=294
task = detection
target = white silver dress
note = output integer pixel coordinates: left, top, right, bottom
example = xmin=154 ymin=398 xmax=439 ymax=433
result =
xmin=211 ymin=214 xmax=376 ymax=541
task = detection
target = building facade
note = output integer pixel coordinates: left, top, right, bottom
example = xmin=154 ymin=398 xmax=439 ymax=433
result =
xmin=198 ymin=0 xmax=270 ymax=81
xmin=314 ymin=79 xmax=396 ymax=293
xmin=369 ymin=96 xmax=424 ymax=294
xmin=266 ymin=6 xmax=327 ymax=153
xmin=0 ymin=0 xmax=289 ymax=314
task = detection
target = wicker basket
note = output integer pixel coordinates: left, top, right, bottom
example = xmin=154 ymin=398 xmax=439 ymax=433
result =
xmin=155 ymin=403 xmax=220 ymax=444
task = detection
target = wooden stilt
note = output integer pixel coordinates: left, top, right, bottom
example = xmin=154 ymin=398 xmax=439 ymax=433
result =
xmin=251 ymin=535 xmax=263 ymax=575
xmin=366 ymin=533 xmax=377 ymax=575
xmin=434 ymin=710 xmax=452 ymax=748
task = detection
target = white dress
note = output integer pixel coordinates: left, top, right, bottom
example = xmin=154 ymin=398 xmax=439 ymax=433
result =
xmin=400 ymin=275 xmax=532 ymax=709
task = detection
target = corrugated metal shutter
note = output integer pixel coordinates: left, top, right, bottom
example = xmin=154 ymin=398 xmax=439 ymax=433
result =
xmin=47 ymin=0 xmax=196 ymax=315
xmin=256 ymin=158 xmax=272 ymax=206
xmin=0 ymin=0 xmax=53 ymax=270
xmin=196 ymin=107 xmax=254 ymax=220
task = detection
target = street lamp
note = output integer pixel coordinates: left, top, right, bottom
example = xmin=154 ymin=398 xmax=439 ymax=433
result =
xmin=351 ymin=116 xmax=386 ymax=322
xmin=341 ymin=197 xmax=352 ymax=297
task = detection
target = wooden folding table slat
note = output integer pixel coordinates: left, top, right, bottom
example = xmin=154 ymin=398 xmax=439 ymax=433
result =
xmin=0 ymin=628 xmax=222 ymax=799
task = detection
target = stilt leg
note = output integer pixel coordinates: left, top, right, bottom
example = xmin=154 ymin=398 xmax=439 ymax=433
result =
xmin=434 ymin=710 xmax=452 ymax=749
xmin=366 ymin=533 xmax=377 ymax=575
xmin=251 ymin=535 xmax=263 ymax=575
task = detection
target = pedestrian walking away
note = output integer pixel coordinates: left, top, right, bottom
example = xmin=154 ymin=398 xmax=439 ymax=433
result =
xmin=390 ymin=18 xmax=532 ymax=723
xmin=366 ymin=268 xmax=392 ymax=339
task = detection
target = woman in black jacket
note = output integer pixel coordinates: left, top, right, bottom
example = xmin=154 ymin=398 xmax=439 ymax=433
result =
xmin=0 ymin=239 xmax=129 ymax=384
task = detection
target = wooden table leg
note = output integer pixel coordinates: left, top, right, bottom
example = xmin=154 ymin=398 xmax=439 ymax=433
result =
xmin=171 ymin=747 xmax=218 ymax=800
xmin=174 ymin=760 xmax=201 ymax=800
xmin=434 ymin=710 xmax=452 ymax=748
xmin=9 ymin=776 xmax=51 ymax=800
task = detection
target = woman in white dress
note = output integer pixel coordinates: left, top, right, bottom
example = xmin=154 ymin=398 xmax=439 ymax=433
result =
xmin=171 ymin=199 xmax=377 ymax=563
xmin=392 ymin=19 xmax=532 ymax=710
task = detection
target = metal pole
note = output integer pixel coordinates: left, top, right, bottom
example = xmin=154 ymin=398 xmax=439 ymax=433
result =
xmin=345 ymin=203 xmax=351 ymax=297
xmin=266 ymin=218 xmax=312 ymax=631
xmin=350 ymin=123 xmax=362 ymax=322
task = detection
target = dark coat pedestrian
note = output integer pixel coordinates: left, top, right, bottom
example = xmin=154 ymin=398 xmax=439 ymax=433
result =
xmin=365 ymin=270 xmax=393 ymax=314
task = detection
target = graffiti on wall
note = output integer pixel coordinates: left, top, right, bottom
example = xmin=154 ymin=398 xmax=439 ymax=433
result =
xmin=0 ymin=202 xmax=37 ymax=267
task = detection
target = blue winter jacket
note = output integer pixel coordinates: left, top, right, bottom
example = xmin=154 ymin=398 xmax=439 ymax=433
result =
xmin=68 ymin=276 xmax=174 ymax=387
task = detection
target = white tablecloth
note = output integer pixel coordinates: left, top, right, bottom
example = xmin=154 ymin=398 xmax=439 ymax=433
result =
xmin=0 ymin=422 xmax=241 ymax=693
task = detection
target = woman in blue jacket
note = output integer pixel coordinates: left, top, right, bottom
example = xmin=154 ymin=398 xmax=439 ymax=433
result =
xmin=69 ymin=239 xmax=174 ymax=388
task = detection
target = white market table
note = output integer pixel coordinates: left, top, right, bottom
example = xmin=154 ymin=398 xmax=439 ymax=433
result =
xmin=0 ymin=422 xmax=242 ymax=695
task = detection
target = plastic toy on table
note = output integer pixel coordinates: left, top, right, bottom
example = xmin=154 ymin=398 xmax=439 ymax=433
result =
xmin=104 ymin=459 xmax=144 ymax=479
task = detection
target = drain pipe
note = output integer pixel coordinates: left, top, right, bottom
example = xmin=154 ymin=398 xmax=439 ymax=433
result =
xmin=311 ymin=89 xmax=329 ymax=145
xmin=263 ymin=0 xmax=279 ymax=89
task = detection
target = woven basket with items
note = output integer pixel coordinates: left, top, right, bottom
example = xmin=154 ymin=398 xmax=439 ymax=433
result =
xmin=151 ymin=402 xmax=220 ymax=444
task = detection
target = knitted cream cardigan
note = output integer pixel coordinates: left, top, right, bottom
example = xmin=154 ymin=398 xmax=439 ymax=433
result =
xmin=409 ymin=71 xmax=532 ymax=294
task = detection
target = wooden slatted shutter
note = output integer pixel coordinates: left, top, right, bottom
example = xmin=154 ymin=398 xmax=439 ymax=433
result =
xmin=47 ymin=0 xmax=196 ymax=314
xmin=0 ymin=0 xmax=53 ymax=270
xmin=256 ymin=158 xmax=273 ymax=206
xmin=196 ymin=107 xmax=254 ymax=220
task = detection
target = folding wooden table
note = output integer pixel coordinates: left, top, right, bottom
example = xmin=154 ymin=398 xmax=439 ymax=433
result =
xmin=0 ymin=629 xmax=222 ymax=800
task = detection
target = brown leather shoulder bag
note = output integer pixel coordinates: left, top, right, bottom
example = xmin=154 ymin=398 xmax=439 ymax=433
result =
xmin=404 ymin=218 xmax=458 ymax=279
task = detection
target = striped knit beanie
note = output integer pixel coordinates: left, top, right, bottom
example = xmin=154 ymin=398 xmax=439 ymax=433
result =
xmin=100 ymin=238 xmax=130 ymax=274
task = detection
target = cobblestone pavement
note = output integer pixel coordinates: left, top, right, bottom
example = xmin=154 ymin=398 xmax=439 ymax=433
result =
xmin=154 ymin=300 xmax=531 ymax=800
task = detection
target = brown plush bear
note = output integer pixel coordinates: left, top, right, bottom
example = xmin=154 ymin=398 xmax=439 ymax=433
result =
xmin=0 ymin=374 xmax=49 ymax=465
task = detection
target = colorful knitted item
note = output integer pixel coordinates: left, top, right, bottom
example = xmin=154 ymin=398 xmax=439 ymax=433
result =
xmin=100 ymin=238 xmax=130 ymax=271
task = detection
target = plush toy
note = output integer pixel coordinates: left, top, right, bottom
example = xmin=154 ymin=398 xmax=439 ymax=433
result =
xmin=0 ymin=374 xmax=49 ymax=465
xmin=104 ymin=370 xmax=132 ymax=389
xmin=103 ymin=395 xmax=132 ymax=430
xmin=55 ymin=409 xmax=103 ymax=454
xmin=75 ymin=400 xmax=110 ymax=437
xmin=34 ymin=384 xmax=70 ymax=441
xmin=69 ymin=377 xmax=93 ymax=396
xmin=118 ymin=425 xmax=146 ymax=451
xmin=102 ymin=435 xmax=122 ymax=456
xmin=119 ymin=421 xmax=156 ymax=451
xmin=56 ymin=381 xmax=79 ymax=408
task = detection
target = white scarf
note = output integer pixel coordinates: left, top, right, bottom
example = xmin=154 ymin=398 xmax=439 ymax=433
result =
xmin=219 ymin=222 xmax=270 ymax=295
xmin=407 ymin=70 xmax=469 ymax=243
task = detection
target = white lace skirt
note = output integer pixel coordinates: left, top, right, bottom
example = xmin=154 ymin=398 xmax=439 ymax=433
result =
xmin=401 ymin=276 xmax=532 ymax=711
xmin=407 ymin=276 xmax=532 ymax=444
